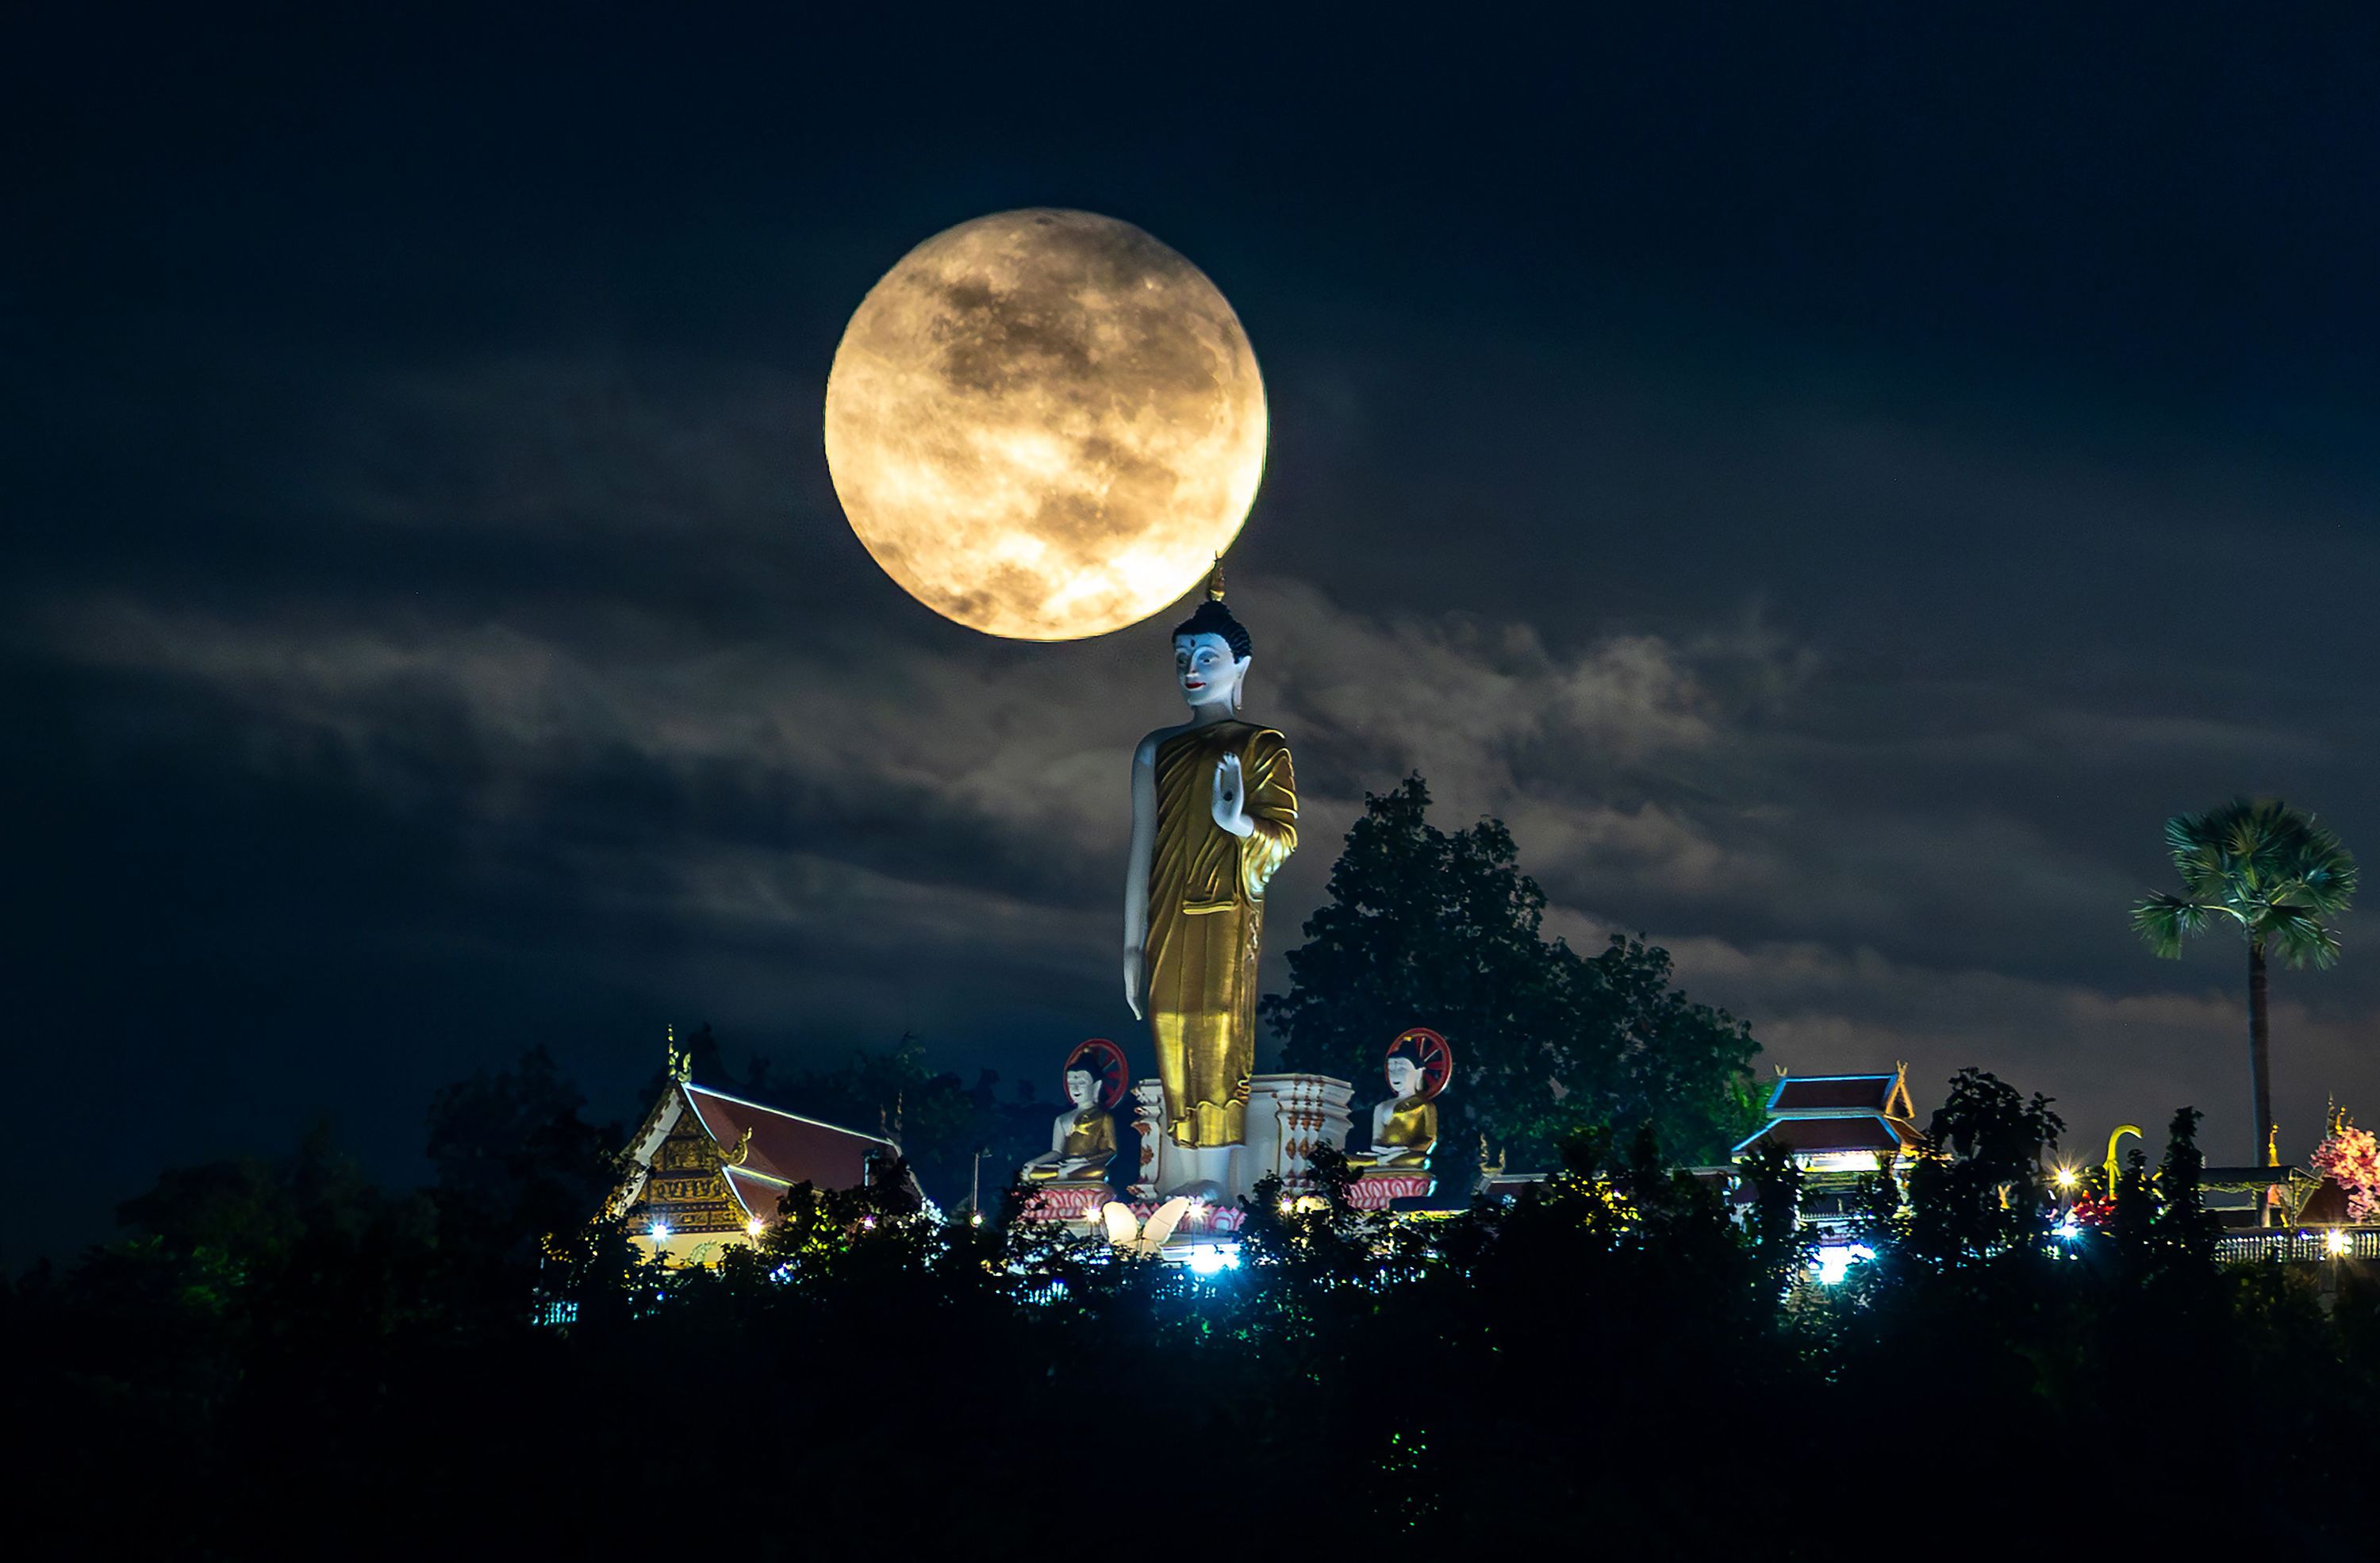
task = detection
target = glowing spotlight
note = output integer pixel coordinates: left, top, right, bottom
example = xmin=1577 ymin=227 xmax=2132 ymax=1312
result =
xmin=1811 ymin=1244 xmax=1874 ymax=1285
xmin=651 ymin=1222 xmax=671 ymax=1243
xmin=2053 ymin=1166 xmax=2079 ymax=1191
xmin=746 ymin=1219 xmax=765 ymax=1239
xmin=1187 ymin=1242 xmax=1240 ymax=1277
xmin=2056 ymin=1215 xmax=2082 ymax=1241
xmin=2324 ymin=1229 xmax=2351 ymax=1258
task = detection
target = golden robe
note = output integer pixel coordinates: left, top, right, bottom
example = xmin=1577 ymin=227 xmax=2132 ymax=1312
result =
xmin=1023 ymin=1108 xmax=1115 ymax=1182
xmin=1146 ymin=721 xmax=1297 ymax=1146
xmin=1349 ymin=1099 xmax=1438 ymax=1169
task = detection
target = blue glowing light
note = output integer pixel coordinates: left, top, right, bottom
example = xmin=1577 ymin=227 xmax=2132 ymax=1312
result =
xmin=1188 ymin=1242 xmax=1240 ymax=1276
xmin=1811 ymin=1244 xmax=1874 ymax=1285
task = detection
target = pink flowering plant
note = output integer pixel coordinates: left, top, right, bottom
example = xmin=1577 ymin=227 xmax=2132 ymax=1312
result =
xmin=2309 ymin=1112 xmax=2380 ymax=1224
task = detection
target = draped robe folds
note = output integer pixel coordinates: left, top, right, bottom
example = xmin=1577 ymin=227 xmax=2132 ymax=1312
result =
xmin=1145 ymin=721 xmax=1297 ymax=1146
xmin=1350 ymin=1099 xmax=1438 ymax=1167
xmin=1023 ymin=1108 xmax=1115 ymax=1182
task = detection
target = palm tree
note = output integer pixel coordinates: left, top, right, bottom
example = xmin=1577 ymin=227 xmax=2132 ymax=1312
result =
xmin=2133 ymin=797 xmax=2356 ymax=1165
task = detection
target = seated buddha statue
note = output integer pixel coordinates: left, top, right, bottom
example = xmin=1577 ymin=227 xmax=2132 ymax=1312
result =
xmin=1021 ymin=1066 xmax=1117 ymax=1185
xmin=1347 ymin=1053 xmax=1438 ymax=1172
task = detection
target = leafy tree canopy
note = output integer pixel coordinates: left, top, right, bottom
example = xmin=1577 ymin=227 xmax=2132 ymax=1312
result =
xmin=763 ymin=1032 xmax=1051 ymax=1210
xmin=1261 ymin=774 xmax=1761 ymax=1166
xmin=28 ymin=1063 xmax=2375 ymax=1558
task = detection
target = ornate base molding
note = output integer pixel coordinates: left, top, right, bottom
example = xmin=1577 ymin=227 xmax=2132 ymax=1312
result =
xmin=1129 ymin=1073 xmax=1356 ymax=1203
xmin=1018 ymin=1183 xmax=1113 ymax=1222
xmin=1347 ymin=1172 xmax=1435 ymax=1209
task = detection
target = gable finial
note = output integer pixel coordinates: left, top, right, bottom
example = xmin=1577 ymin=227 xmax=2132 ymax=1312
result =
xmin=1207 ymin=555 xmax=1226 ymax=601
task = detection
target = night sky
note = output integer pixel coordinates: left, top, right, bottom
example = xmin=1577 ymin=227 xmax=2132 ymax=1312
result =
xmin=12 ymin=8 xmax=2380 ymax=1262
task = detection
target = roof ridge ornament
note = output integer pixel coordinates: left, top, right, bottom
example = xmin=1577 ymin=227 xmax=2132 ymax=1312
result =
xmin=666 ymin=1024 xmax=692 ymax=1084
xmin=716 ymin=1125 xmax=752 ymax=1169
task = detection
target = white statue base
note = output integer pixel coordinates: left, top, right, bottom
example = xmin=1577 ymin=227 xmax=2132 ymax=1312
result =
xmin=1129 ymin=1073 xmax=1354 ymax=1207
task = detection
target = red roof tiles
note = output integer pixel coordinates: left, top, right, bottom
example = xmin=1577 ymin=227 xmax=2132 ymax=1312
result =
xmin=683 ymin=1085 xmax=892 ymax=1193
xmin=1738 ymin=1115 xmax=1912 ymax=1155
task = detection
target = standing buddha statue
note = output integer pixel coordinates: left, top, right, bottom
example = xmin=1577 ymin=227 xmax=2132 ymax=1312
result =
xmin=1122 ymin=566 xmax=1298 ymax=1199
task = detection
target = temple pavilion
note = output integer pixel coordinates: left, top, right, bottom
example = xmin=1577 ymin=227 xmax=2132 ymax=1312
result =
xmin=1730 ymin=1065 xmax=1923 ymax=1175
xmin=1729 ymin=1066 xmax=1925 ymax=1271
xmin=608 ymin=1043 xmax=910 ymax=1266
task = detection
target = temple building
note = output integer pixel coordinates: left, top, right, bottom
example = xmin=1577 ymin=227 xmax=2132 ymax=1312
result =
xmin=1731 ymin=1066 xmax=1922 ymax=1175
xmin=1730 ymin=1066 xmax=1924 ymax=1258
xmin=608 ymin=1043 xmax=910 ymax=1266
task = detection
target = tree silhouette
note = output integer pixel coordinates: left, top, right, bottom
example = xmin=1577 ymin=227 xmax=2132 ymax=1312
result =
xmin=14 ymin=1057 xmax=2379 ymax=1557
xmin=1261 ymin=774 xmax=1760 ymax=1164
xmin=2133 ymin=797 xmax=2356 ymax=1161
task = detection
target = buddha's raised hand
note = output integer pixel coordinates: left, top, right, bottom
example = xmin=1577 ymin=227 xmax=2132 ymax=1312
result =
xmin=1210 ymin=752 xmax=1253 ymax=838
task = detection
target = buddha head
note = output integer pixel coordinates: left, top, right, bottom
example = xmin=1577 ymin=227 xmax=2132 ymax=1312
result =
xmin=1064 ymin=1067 xmax=1100 ymax=1111
xmin=1383 ymin=1027 xmax=1452 ymax=1105
xmin=1173 ymin=566 xmax=1251 ymax=714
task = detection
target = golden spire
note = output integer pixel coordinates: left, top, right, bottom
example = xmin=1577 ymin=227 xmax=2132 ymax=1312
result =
xmin=665 ymin=1024 xmax=691 ymax=1084
xmin=1207 ymin=556 xmax=1226 ymax=601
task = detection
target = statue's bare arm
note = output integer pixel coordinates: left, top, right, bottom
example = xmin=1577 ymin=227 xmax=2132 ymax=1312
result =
xmin=1123 ymin=730 xmax=1163 ymax=1018
xmin=1023 ymin=1111 xmax=1072 ymax=1169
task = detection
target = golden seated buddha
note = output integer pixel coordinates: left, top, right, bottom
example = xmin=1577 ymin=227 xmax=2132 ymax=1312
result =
xmin=1021 ymin=1065 xmax=1118 ymax=1185
xmin=1346 ymin=1052 xmax=1439 ymax=1172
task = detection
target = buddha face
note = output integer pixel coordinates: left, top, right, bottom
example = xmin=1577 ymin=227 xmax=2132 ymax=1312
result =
xmin=1385 ymin=1055 xmax=1422 ymax=1099
xmin=1174 ymin=632 xmax=1248 ymax=712
xmin=1064 ymin=1068 xmax=1100 ymax=1110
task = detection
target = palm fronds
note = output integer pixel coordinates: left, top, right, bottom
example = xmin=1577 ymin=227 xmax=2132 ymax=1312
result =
xmin=2136 ymin=796 xmax=2357 ymax=958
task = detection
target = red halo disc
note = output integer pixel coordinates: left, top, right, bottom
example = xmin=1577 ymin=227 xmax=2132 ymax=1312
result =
xmin=1064 ymin=1038 xmax=1130 ymax=1111
xmin=1387 ymin=1027 xmax=1454 ymax=1102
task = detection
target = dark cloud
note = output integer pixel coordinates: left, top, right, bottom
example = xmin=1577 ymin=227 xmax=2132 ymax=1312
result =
xmin=9 ymin=6 xmax=2380 ymax=1260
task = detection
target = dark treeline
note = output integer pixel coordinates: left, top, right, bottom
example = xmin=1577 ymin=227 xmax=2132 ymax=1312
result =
xmin=10 ymin=1058 xmax=2376 ymax=1558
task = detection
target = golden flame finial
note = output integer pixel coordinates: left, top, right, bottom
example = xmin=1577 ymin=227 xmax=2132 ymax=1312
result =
xmin=1207 ymin=556 xmax=1226 ymax=601
xmin=665 ymin=1024 xmax=690 ymax=1084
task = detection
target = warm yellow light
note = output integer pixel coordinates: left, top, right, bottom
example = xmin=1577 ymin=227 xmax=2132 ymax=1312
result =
xmin=2324 ymin=1229 xmax=2351 ymax=1257
xmin=746 ymin=1219 xmax=765 ymax=1239
xmin=823 ymin=209 xmax=1268 ymax=641
xmin=2053 ymin=1166 xmax=2079 ymax=1190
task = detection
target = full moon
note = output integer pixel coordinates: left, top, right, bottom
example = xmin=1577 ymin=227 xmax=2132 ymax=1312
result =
xmin=823 ymin=209 xmax=1268 ymax=640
